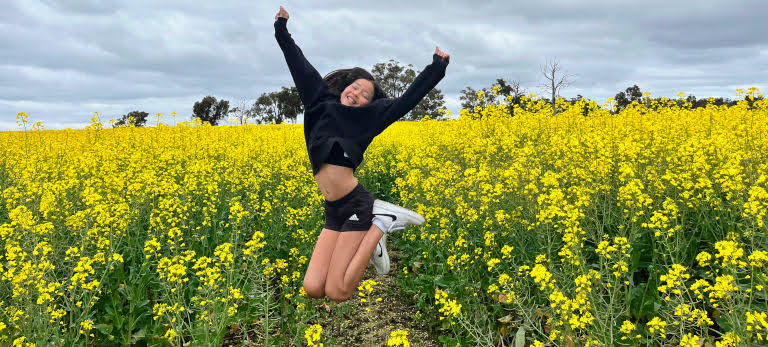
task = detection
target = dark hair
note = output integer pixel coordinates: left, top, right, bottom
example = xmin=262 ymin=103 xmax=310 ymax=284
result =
xmin=323 ymin=67 xmax=388 ymax=101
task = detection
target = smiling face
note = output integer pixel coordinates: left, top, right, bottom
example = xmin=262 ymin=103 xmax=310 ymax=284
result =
xmin=340 ymin=78 xmax=375 ymax=107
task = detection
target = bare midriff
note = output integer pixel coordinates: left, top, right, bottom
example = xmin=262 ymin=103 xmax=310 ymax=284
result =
xmin=314 ymin=163 xmax=358 ymax=202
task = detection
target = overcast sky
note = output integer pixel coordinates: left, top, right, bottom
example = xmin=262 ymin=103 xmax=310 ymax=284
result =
xmin=2 ymin=0 xmax=767 ymax=130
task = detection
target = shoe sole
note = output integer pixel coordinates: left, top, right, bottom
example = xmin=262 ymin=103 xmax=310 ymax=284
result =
xmin=373 ymin=200 xmax=425 ymax=225
xmin=372 ymin=233 xmax=390 ymax=274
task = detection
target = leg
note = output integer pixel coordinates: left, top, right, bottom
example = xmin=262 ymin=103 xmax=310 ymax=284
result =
xmin=302 ymin=228 xmax=340 ymax=298
xmin=324 ymin=224 xmax=385 ymax=302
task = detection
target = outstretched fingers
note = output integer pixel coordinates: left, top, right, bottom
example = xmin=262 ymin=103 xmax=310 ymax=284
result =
xmin=275 ymin=5 xmax=289 ymax=21
xmin=435 ymin=46 xmax=450 ymax=62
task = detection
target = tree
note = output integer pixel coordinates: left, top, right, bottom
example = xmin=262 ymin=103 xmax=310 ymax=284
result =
xmin=495 ymin=78 xmax=526 ymax=111
xmin=250 ymin=87 xmax=303 ymax=124
xmin=459 ymin=78 xmax=525 ymax=116
xmin=538 ymin=58 xmax=572 ymax=115
xmin=371 ymin=59 xmax=445 ymax=120
xmin=410 ymin=88 xmax=445 ymax=120
xmin=275 ymin=87 xmax=303 ymax=123
xmin=459 ymin=86 xmax=482 ymax=110
xmin=614 ymin=85 xmax=643 ymax=112
xmin=372 ymin=59 xmax=417 ymax=99
xmin=114 ymin=110 xmax=149 ymax=127
xmin=193 ymin=95 xmax=230 ymax=126
xmin=229 ymin=98 xmax=254 ymax=125
xmin=496 ymin=79 xmax=524 ymax=98
xmin=252 ymin=93 xmax=281 ymax=124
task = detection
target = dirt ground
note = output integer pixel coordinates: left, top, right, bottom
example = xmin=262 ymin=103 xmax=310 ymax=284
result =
xmin=320 ymin=249 xmax=440 ymax=346
xmin=222 ymin=249 xmax=441 ymax=346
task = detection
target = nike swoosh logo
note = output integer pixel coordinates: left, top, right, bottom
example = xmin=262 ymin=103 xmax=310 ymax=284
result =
xmin=377 ymin=242 xmax=383 ymax=257
xmin=373 ymin=213 xmax=397 ymax=221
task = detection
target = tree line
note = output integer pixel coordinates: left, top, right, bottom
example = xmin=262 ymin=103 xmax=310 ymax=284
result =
xmin=113 ymin=59 xmax=447 ymax=127
xmin=113 ymin=58 xmax=762 ymax=127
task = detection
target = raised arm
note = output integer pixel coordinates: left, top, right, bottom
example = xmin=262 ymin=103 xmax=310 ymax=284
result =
xmin=274 ymin=7 xmax=330 ymax=107
xmin=380 ymin=47 xmax=450 ymax=127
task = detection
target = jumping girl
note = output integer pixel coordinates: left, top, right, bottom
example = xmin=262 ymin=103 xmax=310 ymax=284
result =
xmin=274 ymin=6 xmax=450 ymax=302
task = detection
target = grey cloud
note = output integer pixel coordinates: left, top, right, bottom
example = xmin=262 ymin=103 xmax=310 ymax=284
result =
xmin=2 ymin=0 xmax=767 ymax=130
xmin=41 ymin=0 xmax=120 ymax=15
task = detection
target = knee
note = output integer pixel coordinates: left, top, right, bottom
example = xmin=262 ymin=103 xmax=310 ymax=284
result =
xmin=324 ymin=283 xmax=352 ymax=303
xmin=303 ymin=278 xmax=325 ymax=299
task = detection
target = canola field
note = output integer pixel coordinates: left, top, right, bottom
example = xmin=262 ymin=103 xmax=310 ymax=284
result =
xmin=2 ymin=89 xmax=768 ymax=346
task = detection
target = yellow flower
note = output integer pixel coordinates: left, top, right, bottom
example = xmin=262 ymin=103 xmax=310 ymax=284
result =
xmin=715 ymin=331 xmax=741 ymax=347
xmin=486 ymin=258 xmax=500 ymax=271
xmin=304 ymin=324 xmax=323 ymax=346
xmin=657 ymin=264 xmax=690 ymax=298
xmin=749 ymin=250 xmax=768 ymax=267
xmin=696 ymin=251 xmax=712 ymax=267
xmin=620 ymin=320 xmax=635 ymax=335
xmin=79 ymin=319 xmax=94 ymax=334
xmin=501 ymin=244 xmax=514 ymax=259
xmin=709 ymin=275 xmax=738 ymax=304
xmin=434 ymin=289 xmax=461 ymax=320
xmin=714 ymin=240 xmax=746 ymax=268
xmin=530 ymin=264 xmax=554 ymax=290
xmin=647 ymin=316 xmax=667 ymax=337
xmin=387 ymin=329 xmax=410 ymax=347
xmin=164 ymin=328 xmax=178 ymax=340
xmin=746 ymin=311 xmax=768 ymax=340
xmin=680 ymin=333 xmax=700 ymax=347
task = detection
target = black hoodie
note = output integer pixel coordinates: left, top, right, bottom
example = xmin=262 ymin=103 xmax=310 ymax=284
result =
xmin=274 ymin=17 xmax=449 ymax=175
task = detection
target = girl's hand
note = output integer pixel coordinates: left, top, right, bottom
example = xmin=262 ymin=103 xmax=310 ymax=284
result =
xmin=435 ymin=46 xmax=450 ymax=62
xmin=275 ymin=6 xmax=289 ymax=21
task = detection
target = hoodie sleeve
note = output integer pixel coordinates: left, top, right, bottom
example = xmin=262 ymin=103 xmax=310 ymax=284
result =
xmin=274 ymin=17 xmax=331 ymax=107
xmin=378 ymin=54 xmax=449 ymax=128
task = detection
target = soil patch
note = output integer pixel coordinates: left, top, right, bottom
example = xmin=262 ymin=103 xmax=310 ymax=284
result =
xmin=322 ymin=250 xmax=440 ymax=346
xmin=222 ymin=250 xmax=439 ymax=346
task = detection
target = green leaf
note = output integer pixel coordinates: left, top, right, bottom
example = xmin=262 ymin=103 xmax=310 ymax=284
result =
xmin=715 ymin=316 xmax=732 ymax=332
xmin=434 ymin=272 xmax=457 ymax=288
xmin=131 ymin=327 xmax=147 ymax=344
xmin=629 ymin=281 xmax=658 ymax=319
xmin=95 ymin=323 xmax=113 ymax=335
xmin=514 ymin=326 xmax=527 ymax=347
xmin=437 ymin=335 xmax=461 ymax=346
xmin=434 ymin=276 xmax=449 ymax=287
xmin=104 ymin=305 xmax=116 ymax=317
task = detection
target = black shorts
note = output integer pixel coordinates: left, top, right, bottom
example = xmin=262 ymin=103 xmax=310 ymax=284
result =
xmin=323 ymin=183 xmax=374 ymax=232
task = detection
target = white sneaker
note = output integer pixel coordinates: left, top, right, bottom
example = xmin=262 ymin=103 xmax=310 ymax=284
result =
xmin=369 ymin=233 xmax=390 ymax=274
xmin=372 ymin=199 xmax=425 ymax=233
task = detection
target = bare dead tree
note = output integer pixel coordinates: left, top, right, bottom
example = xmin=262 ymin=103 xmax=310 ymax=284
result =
xmin=507 ymin=79 xmax=525 ymax=99
xmin=538 ymin=58 xmax=572 ymax=115
xmin=229 ymin=98 xmax=253 ymax=125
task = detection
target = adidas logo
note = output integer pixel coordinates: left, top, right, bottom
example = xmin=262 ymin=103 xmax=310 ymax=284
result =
xmin=348 ymin=214 xmax=359 ymax=221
